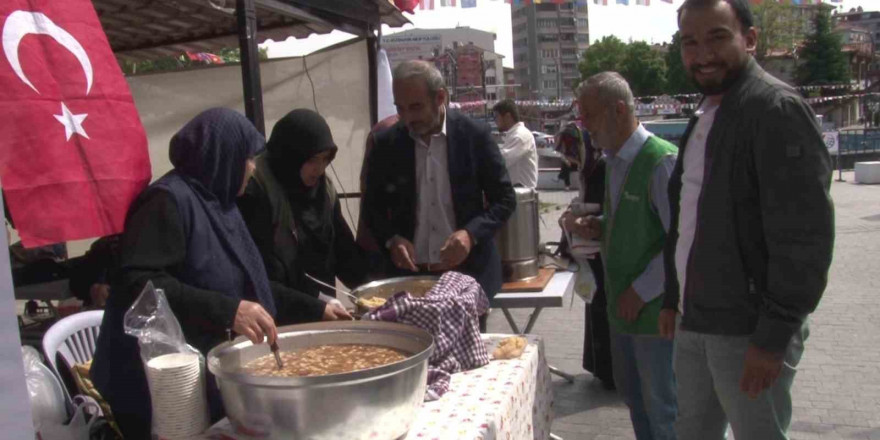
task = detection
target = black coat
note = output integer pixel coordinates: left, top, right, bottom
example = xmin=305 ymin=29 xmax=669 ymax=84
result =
xmin=363 ymin=110 xmax=516 ymax=298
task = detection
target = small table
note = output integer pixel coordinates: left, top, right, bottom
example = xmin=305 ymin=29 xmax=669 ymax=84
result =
xmin=491 ymin=271 xmax=577 ymax=383
xmin=200 ymin=335 xmax=553 ymax=440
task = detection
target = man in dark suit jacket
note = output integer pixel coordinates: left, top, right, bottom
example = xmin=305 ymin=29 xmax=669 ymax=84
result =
xmin=363 ymin=60 xmax=515 ymax=303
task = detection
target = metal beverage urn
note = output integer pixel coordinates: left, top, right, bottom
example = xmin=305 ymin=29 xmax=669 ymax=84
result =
xmin=496 ymin=187 xmax=540 ymax=282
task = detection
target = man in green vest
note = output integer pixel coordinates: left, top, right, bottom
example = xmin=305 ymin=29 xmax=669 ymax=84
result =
xmin=563 ymin=72 xmax=678 ymax=440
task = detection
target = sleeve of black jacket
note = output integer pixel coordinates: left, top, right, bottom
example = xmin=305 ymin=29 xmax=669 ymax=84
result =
xmin=237 ymin=182 xmax=327 ymax=324
xmin=463 ymin=121 xmax=516 ymax=242
xmin=750 ymin=97 xmax=834 ymax=353
xmin=332 ymin=198 xmax=370 ymax=289
xmin=119 ymin=191 xmax=240 ymax=339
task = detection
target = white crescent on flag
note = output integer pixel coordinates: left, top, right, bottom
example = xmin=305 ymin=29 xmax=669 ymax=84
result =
xmin=2 ymin=10 xmax=93 ymax=95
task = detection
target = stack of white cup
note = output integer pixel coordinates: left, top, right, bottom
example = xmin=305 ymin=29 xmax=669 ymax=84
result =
xmin=145 ymin=352 xmax=210 ymax=439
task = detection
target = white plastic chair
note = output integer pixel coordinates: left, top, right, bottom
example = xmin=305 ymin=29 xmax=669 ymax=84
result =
xmin=41 ymin=310 xmax=104 ymax=405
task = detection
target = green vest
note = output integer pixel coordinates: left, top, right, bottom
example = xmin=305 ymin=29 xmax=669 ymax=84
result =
xmin=603 ymin=136 xmax=677 ymax=335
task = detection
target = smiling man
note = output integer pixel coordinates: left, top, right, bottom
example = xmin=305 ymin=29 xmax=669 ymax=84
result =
xmin=658 ymin=1 xmax=835 ymax=439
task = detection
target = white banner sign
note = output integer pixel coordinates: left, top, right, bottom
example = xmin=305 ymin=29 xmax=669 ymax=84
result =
xmin=823 ymin=131 xmax=839 ymax=154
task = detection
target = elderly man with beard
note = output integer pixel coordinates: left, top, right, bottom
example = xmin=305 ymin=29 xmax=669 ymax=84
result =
xmin=566 ymin=72 xmax=678 ymax=440
xmin=658 ymin=1 xmax=834 ymax=439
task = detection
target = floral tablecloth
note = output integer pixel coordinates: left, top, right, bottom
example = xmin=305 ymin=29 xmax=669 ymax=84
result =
xmin=200 ymin=334 xmax=552 ymax=440
xmin=404 ymin=334 xmax=553 ymax=440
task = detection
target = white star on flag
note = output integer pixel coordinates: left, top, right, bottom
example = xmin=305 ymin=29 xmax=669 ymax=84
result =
xmin=53 ymin=102 xmax=89 ymax=141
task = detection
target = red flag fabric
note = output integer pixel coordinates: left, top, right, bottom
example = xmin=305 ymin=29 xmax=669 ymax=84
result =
xmin=0 ymin=0 xmax=151 ymax=247
xmin=394 ymin=0 xmax=419 ymax=13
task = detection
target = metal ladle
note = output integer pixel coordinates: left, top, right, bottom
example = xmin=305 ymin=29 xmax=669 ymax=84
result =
xmin=304 ymin=272 xmax=360 ymax=304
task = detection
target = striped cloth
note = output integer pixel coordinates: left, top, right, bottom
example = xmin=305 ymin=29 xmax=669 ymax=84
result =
xmin=363 ymin=271 xmax=490 ymax=400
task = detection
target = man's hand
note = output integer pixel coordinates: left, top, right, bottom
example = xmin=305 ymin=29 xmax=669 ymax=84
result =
xmin=388 ymin=236 xmax=418 ymax=272
xmin=574 ymin=216 xmax=602 ymax=240
xmin=658 ymin=309 xmax=678 ymax=340
xmin=233 ymin=300 xmax=278 ymax=345
xmin=740 ymin=345 xmax=784 ymax=399
xmin=439 ymin=230 xmax=473 ymax=269
xmin=322 ymin=302 xmax=353 ymax=321
xmin=617 ymin=286 xmax=645 ymax=323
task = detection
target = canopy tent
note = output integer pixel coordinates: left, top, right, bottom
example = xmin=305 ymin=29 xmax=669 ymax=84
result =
xmin=93 ymin=0 xmax=408 ymax=131
xmin=0 ymin=2 xmax=407 ymax=436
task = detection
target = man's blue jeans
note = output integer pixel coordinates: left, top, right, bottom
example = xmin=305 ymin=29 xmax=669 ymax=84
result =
xmin=610 ymin=329 xmax=677 ymax=440
xmin=673 ymin=323 xmax=808 ymax=440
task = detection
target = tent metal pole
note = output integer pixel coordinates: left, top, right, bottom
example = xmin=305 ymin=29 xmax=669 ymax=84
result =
xmin=367 ymin=24 xmax=379 ymax=127
xmin=237 ymin=0 xmax=265 ymax=135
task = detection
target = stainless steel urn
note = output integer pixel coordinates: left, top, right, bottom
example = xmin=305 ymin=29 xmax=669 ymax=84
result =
xmin=496 ymin=187 xmax=540 ymax=281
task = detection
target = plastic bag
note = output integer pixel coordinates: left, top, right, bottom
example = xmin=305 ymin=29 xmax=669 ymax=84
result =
xmin=22 ymin=346 xmax=68 ymax=431
xmin=38 ymin=400 xmax=100 ymax=440
xmin=123 ymin=282 xmax=209 ymax=438
xmin=123 ymin=281 xmax=200 ymax=364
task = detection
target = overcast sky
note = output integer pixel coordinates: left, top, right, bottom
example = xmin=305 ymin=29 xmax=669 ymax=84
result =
xmin=263 ymin=0 xmax=878 ymax=68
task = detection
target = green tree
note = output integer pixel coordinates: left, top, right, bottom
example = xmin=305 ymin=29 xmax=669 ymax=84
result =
xmin=578 ymin=35 xmax=628 ymax=80
xmin=665 ymin=31 xmax=697 ymax=95
xmin=752 ymin=1 xmax=802 ymax=63
xmin=797 ymin=10 xmax=850 ymax=85
xmin=621 ymin=42 xmax=667 ymax=96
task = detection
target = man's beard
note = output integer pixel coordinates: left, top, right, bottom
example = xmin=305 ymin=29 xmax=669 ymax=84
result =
xmin=689 ymin=63 xmax=745 ymax=96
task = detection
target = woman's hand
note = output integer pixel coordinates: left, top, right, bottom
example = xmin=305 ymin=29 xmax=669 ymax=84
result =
xmin=233 ymin=300 xmax=278 ymax=345
xmin=322 ymin=302 xmax=353 ymax=321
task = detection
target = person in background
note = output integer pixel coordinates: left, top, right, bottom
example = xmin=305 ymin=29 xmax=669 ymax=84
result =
xmin=493 ymin=99 xmax=538 ymax=188
xmin=556 ymin=122 xmax=585 ymax=191
xmin=238 ymin=109 xmax=368 ymax=308
xmin=363 ymin=60 xmax=515 ymax=330
xmin=91 ymin=108 xmax=343 ymax=439
xmin=570 ymin=72 xmax=678 ymax=440
xmin=559 ymin=121 xmax=614 ymax=390
xmin=660 ymin=1 xmax=834 ymax=439
xmin=67 ymin=235 xmax=120 ymax=308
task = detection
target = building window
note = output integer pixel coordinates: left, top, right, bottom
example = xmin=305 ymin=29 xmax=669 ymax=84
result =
xmin=577 ymin=18 xmax=588 ymax=28
xmin=537 ymin=19 xmax=556 ymax=28
xmin=541 ymin=49 xmax=559 ymax=59
xmin=562 ymin=63 xmax=577 ymax=73
xmin=485 ymin=77 xmax=497 ymax=85
xmin=538 ymin=34 xmax=558 ymax=43
xmin=559 ymin=17 xmax=576 ymax=28
xmin=543 ymin=80 xmax=558 ymax=89
xmin=543 ymin=64 xmax=558 ymax=74
xmin=577 ymin=33 xmax=590 ymax=43
xmin=577 ymin=5 xmax=588 ymax=13
xmin=560 ymin=33 xmax=575 ymax=41
xmin=537 ymin=4 xmax=557 ymax=12
xmin=488 ymin=93 xmax=497 ymax=100
xmin=561 ymin=48 xmax=578 ymax=57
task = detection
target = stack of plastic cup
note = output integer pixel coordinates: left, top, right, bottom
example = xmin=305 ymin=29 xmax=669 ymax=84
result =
xmin=145 ymin=352 xmax=209 ymax=438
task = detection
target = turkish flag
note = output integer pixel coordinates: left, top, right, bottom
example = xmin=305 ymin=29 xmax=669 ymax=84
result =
xmin=0 ymin=0 xmax=151 ymax=247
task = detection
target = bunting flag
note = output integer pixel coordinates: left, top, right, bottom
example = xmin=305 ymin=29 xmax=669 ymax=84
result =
xmin=594 ymin=0 xmax=608 ymax=4
xmin=617 ymin=0 xmax=629 ymax=4
xmin=418 ymin=0 xmax=435 ymax=10
xmin=661 ymin=0 xmax=673 ymax=3
xmin=462 ymin=0 xmax=477 ymax=7
xmin=635 ymin=0 xmax=650 ymax=5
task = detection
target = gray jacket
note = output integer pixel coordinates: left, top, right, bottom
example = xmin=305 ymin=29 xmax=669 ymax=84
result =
xmin=663 ymin=59 xmax=835 ymax=353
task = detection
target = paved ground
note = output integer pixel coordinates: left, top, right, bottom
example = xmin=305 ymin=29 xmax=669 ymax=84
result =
xmin=485 ymin=172 xmax=880 ymax=440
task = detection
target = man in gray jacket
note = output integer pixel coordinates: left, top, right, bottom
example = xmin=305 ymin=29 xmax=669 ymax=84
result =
xmin=658 ymin=0 xmax=834 ymax=439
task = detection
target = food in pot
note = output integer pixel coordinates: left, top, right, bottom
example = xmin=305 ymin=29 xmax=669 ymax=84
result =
xmin=243 ymin=344 xmax=408 ymax=377
xmin=357 ymin=296 xmax=388 ymax=309
xmin=492 ymin=336 xmax=527 ymax=360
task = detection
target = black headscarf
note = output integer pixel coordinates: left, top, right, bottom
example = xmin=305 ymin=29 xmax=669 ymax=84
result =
xmin=266 ymin=109 xmax=338 ymax=277
xmin=168 ymin=108 xmax=276 ymax=315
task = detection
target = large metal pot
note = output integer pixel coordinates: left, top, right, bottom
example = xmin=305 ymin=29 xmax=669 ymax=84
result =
xmin=350 ymin=275 xmax=439 ymax=315
xmin=207 ymin=321 xmax=434 ymax=439
xmin=496 ymin=187 xmax=540 ymax=281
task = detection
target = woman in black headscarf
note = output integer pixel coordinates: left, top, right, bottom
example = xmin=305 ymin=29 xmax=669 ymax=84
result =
xmin=238 ymin=109 xmax=369 ymax=306
xmin=91 ymin=108 xmax=338 ymax=438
